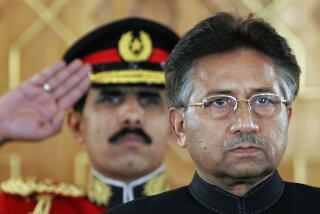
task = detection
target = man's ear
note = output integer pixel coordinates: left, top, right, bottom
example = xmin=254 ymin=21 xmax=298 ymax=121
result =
xmin=169 ymin=108 xmax=187 ymax=148
xmin=67 ymin=110 xmax=85 ymax=144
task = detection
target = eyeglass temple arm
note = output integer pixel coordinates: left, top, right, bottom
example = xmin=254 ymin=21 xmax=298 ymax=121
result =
xmin=282 ymin=100 xmax=290 ymax=106
xmin=188 ymin=103 xmax=203 ymax=107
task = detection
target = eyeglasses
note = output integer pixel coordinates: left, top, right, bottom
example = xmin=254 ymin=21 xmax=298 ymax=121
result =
xmin=187 ymin=93 xmax=288 ymax=119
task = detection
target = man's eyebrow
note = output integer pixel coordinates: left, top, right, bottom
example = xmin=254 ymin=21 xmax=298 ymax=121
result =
xmin=96 ymin=88 xmax=162 ymax=99
xmin=250 ymin=87 xmax=276 ymax=94
xmin=205 ymin=89 xmax=233 ymax=97
xmin=97 ymin=89 xmax=125 ymax=96
xmin=137 ymin=90 xmax=161 ymax=96
xmin=205 ymin=87 xmax=276 ymax=97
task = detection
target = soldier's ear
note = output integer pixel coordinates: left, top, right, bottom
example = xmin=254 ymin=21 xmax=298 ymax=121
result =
xmin=169 ymin=108 xmax=187 ymax=148
xmin=67 ymin=109 xmax=85 ymax=144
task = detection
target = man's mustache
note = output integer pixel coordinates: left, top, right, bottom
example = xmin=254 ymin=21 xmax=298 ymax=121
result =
xmin=223 ymin=133 xmax=266 ymax=148
xmin=108 ymin=127 xmax=152 ymax=145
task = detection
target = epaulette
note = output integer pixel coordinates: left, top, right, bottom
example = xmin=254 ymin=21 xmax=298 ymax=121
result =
xmin=0 ymin=177 xmax=84 ymax=197
xmin=144 ymin=173 xmax=171 ymax=196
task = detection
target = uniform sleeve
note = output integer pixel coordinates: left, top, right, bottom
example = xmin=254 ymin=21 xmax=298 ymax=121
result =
xmin=0 ymin=192 xmax=12 ymax=214
xmin=0 ymin=191 xmax=37 ymax=214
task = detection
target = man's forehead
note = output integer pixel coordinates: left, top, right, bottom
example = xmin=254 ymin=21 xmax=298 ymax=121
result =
xmin=191 ymin=49 xmax=282 ymax=98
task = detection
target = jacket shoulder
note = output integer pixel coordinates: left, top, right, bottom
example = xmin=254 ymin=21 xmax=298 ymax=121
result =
xmin=284 ymin=181 xmax=320 ymax=195
xmin=0 ymin=178 xmax=101 ymax=214
xmin=267 ymin=182 xmax=320 ymax=213
xmin=0 ymin=177 xmax=84 ymax=197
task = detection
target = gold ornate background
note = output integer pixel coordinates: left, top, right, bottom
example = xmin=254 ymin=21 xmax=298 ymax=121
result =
xmin=1 ymin=0 xmax=320 ymax=187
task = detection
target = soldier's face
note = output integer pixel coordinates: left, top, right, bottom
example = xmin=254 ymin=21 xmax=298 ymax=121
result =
xmin=70 ymin=85 xmax=170 ymax=181
xmin=171 ymin=48 xmax=291 ymax=183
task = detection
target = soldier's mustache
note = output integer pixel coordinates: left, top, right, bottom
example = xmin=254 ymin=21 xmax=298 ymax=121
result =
xmin=223 ymin=133 xmax=266 ymax=148
xmin=109 ymin=127 xmax=152 ymax=145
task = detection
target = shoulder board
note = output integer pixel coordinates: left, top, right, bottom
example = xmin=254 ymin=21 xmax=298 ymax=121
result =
xmin=0 ymin=177 xmax=84 ymax=197
xmin=144 ymin=173 xmax=171 ymax=196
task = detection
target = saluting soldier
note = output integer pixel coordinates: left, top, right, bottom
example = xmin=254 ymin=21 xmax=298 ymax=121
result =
xmin=0 ymin=17 xmax=179 ymax=213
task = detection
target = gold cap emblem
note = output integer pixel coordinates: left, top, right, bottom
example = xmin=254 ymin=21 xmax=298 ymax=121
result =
xmin=118 ymin=31 xmax=153 ymax=62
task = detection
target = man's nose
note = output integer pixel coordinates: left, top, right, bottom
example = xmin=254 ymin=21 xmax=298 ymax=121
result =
xmin=118 ymin=96 xmax=144 ymax=126
xmin=229 ymin=101 xmax=259 ymax=134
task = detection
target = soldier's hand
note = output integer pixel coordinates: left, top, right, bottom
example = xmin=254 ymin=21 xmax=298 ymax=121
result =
xmin=0 ymin=59 xmax=91 ymax=144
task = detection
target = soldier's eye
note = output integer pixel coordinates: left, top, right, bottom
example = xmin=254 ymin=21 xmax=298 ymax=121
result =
xmin=138 ymin=93 xmax=162 ymax=107
xmin=97 ymin=92 xmax=124 ymax=105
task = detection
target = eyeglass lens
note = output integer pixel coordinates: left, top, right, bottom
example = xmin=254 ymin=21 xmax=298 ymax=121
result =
xmin=203 ymin=94 xmax=282 ymax=119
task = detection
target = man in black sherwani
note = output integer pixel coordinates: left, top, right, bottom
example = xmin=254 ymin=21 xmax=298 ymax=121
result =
xmin=107 ymin=12 xmax=320 ymax=214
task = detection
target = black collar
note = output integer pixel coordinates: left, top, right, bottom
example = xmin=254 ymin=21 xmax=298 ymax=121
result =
xmin=189 ymin=171 xmax=284 ymax=214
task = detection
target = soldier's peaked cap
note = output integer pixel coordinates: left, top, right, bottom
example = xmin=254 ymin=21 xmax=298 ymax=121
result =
xmin=63 ymin=17 xmax=179 ymax=86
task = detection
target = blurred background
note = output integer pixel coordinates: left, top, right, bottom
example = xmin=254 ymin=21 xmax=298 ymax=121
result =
xmin=1 ymin=0 xmax=320 ymax=188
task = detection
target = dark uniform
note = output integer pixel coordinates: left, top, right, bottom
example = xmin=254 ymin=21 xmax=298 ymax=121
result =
xmin=0 ymin=17 xmax=179 ymax=214
xmin=107 ymin=171 xmax=320 ymax=214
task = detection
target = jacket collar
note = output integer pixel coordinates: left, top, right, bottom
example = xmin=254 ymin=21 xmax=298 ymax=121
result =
xmin=87 ymin=165 xmax=170 ymax=208
xmin=189 ymin=171 xmax=284 ymax=214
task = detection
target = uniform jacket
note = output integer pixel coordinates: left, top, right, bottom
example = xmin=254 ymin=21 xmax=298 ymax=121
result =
xmin=107 ymin=171 xmax=320 ymax=214
xmin=0 ymin=166 xmax=169 ymax=214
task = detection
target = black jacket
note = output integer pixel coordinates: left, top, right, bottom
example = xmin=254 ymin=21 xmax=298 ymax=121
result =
xmin=107 ymin=171 xmax=320 ymax=214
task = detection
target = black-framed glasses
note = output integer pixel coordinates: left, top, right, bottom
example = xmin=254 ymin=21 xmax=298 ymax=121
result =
xmin=187 ymin=93 xmax=288 ymax=119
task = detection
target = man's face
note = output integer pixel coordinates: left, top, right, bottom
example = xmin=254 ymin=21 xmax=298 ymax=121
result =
xmin=172 ymin=48 xmax=291 ymax=182
xmin=69 ymin=85 xmax=170 ymax=181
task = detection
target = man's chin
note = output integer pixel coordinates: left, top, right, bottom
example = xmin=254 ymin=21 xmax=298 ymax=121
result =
xmin=110 ymin=159 xmax=149 ymax=174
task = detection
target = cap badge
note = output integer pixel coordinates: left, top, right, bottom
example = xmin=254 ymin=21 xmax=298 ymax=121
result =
xmin=118 ymin=31 xmax=152 ymax=62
